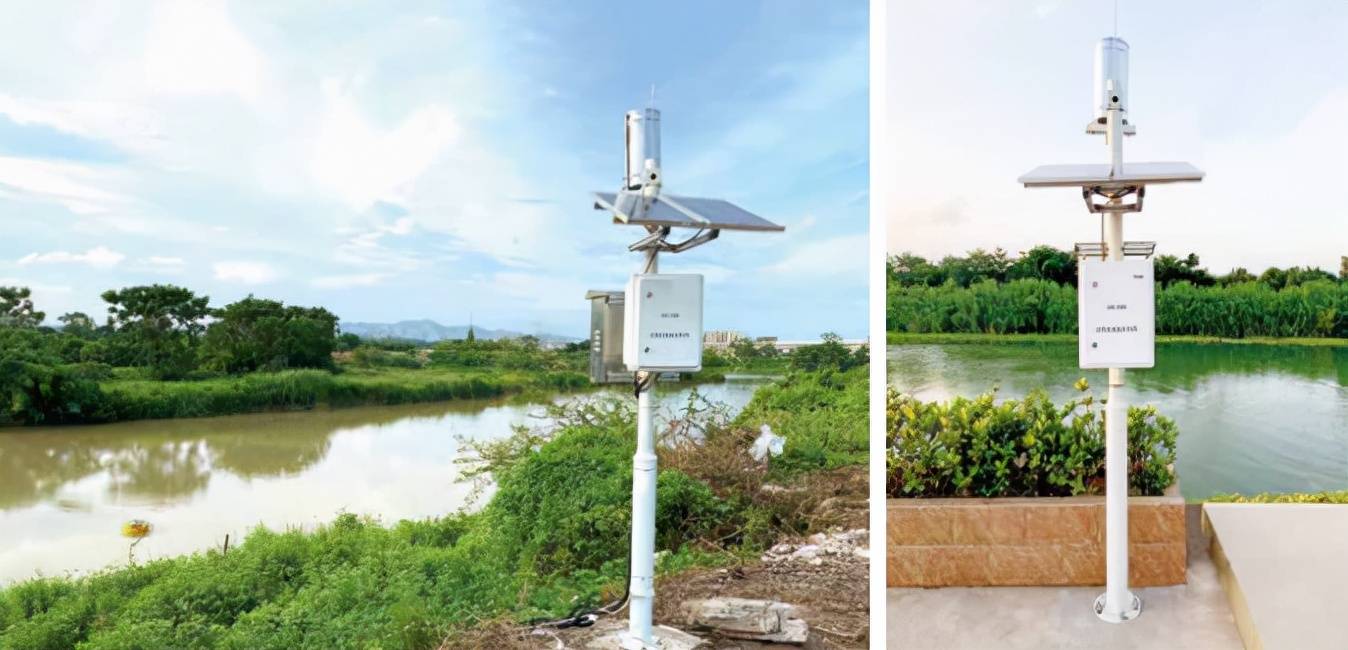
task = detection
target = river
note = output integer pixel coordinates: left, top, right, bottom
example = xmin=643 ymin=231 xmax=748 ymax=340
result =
xmin=888 ymin=342 xmax=1348 ymax=500
xmin=0 ymin=379 xmax=768 ymax=583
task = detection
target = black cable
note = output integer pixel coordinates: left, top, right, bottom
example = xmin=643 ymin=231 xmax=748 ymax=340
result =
xmin=526 ymin=544 xmax=632 ymax=630
xmin=526 ymin=375 xmax=650 ymax=632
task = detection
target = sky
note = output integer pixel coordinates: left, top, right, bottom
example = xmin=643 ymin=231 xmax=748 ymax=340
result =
xmin=887 ymin=1 xmax=1347 ymax=275
xmin=0 ymin=1 xmax=868 ymax=340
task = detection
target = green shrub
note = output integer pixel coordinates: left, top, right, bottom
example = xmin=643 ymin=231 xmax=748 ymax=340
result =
xmin=888 ymin=276 xmax=1348 ymax=338
xmin=350 ymin=345 xmax=422 ymax=369
xmin=1207 ymin=491 xmax=1348 ymax=504
xmin=887 ymin=382 xmax=1178 ymax=497
xmin=736 ymin=366 xmax=868 ymax=474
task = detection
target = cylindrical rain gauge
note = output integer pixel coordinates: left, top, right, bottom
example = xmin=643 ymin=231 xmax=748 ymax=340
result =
xmin=625 ymin=108 xmax=661 ymax=189
xmin=1093 ymin=37 xmax=1129 ymax=119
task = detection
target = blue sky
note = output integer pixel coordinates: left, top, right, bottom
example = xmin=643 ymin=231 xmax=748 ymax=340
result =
xmin=887 ymin=1 xmax=1347 ymax=274
xmin=0 ymin=1 xmax=868 ymax=339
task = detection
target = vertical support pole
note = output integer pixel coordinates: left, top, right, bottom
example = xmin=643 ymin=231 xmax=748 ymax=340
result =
xmin=623 ymin=247 xmax=659 ymax=649
xmin=1095 ymin=101 xmax=1141 ymax=623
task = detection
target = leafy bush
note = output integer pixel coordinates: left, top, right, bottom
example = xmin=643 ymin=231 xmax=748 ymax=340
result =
xmin=788 ymin=332 xmax=867 ymax=373
xmin=887 ymin=382 xmax=1178 ymax=497
xmin=735 ymin=365 xmax=868 ymax=474
xmin=427 ymin=337 xmax=583 ymax=372
xmin=350 ymin=345 xmax=423 ymax=369
xmin=0 ymin=328 xmax=110 ymax=425
xmin=1207 ymin=491 xmax=1348 ymax=504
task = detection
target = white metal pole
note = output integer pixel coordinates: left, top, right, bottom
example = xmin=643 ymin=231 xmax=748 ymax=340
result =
xmin=1095 ymin=100 xmax=1140 ymax=623
xmin=624 ymin=250 xmax=659 ymax=650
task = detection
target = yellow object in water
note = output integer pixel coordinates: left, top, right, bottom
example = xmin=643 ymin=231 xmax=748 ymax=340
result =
xmin=121 ymin=520 xmax=152 ymax=538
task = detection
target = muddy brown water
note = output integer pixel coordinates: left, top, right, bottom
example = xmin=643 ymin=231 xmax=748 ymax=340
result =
xmin=0 ymin=380 xmax=766 ymax=583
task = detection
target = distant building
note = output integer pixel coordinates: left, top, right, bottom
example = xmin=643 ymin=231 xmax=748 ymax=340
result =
xmin=770 ymin=338 xmax=867 ymax=353
xmin=703 ymin=330 xmax=746 ymax=348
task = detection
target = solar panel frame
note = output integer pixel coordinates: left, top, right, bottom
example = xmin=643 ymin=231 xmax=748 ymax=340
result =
xmin=1018 ymin=161 xmax=1204 ymax=187
xmin=593 ymin=191 xmax=784 ymax=232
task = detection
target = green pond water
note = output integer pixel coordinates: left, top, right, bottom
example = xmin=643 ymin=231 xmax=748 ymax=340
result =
xmin=888 ymin=342 xmax=1348 ymax=500
xmin=0 ymin=380 xmax=765 ymax=583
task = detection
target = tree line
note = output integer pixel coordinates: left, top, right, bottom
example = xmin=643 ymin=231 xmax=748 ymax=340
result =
xmin=0 ymin=284 xmax=344 ymax=424
xmin=889 ymin=246 xmax=1347 ymax=290
xmin=887 ymin=247 xmax=1348 ymax=338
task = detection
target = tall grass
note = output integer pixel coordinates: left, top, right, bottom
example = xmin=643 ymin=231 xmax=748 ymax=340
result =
xmin=98 ymin=368 xmax=589 ymax=422
xmin=888 ymin=278 xmax=1348 ymax=338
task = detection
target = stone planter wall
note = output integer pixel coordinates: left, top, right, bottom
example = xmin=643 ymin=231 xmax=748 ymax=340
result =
xmin=887 ymin=494 xmax=1186 ymax=587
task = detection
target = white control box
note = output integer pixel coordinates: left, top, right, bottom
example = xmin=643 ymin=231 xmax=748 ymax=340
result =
xmin=1078 ymin=257 xmax=1155 ymax=369
xmin=623 ymin=274 xmax=703 ymax=372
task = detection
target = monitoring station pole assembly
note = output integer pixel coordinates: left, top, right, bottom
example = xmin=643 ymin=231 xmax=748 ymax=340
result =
xmin=594 ymin=108 xmax=783 ymax=649
xmin=1018 ymin=36 xmax=1202 ymax=623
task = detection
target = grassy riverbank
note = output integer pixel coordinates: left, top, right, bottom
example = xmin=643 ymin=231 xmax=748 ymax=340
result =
xmin=0 ymin=365 xmax=867 ymax=649
xmin=887 ymin=332 xmax=1348 ymax=348
xmin=95 ymin=366 xmax=590 ymax=422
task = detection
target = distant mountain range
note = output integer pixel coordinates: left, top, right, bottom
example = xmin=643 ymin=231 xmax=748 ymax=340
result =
xmin=339 ymin=319 xmax=578 ymax=344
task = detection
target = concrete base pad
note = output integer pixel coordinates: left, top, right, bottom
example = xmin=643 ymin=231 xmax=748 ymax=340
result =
xmin=888 ymin=505 xmax=1241 ymax=649
xmin=1204 ymin=503 xmax=1348 ymax=650
xmin=576 ymin=620 xmax=707 ymax=649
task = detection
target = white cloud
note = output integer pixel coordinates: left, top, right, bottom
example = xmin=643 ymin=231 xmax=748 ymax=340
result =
xmin=142 ymin=2 xmax=266 ymax=104
xmin=143 ymin=256 xmax=185 ymax=268
xmin=0 ymin=278 xmax=77 ymax=320
xmin=213 ymin=260 xmax=278 ymax=284
xmin=762 ymin=234 xmax=867 ymax=277
xmin=489 ymin=271 xmax=588 ymax=310
xmin=312 ymin=273 xmax=391 ymax=289
xmin=18 ymin=246 xmax=125 ymax=268
xmin=0 ymin=156 xmax=133 ymax=214
xmin=309 ymin=81 xmax=460 ymax=210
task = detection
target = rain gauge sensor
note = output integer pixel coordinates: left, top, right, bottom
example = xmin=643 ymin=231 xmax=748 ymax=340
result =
xmin=588 ymin=105 xmax=782 ymax=649
xmin=1019 ymin=33 xmax=1203 ymax=623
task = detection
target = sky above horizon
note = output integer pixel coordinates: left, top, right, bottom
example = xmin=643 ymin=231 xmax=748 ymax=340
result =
xmin=887 ymin=1 xmax=1347 ymax=275
xmin=0 ymin=1 xmax=868 ymax=339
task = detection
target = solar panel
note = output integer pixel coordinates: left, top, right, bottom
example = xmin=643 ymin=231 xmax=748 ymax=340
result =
xmin=593 ymin=191 xmax=784 ymax=232
xmin=1018 ymin=161 xmax=1204 ymax=187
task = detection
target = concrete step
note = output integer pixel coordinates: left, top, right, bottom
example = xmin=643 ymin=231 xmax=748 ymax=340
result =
xmin=1203 ymin=504 xmax=1348 ymax=650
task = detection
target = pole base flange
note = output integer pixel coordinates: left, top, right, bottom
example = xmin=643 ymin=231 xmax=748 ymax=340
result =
xmin=1093 ymin=591 xmax=1142 ymax=623
xmin=618 ymin=631 xmax=660 ymax=650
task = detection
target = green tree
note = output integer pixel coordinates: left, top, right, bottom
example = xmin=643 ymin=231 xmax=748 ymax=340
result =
xmin=200 ymin=296 xmax=338 ymax=373
xmin=335 ymin=332 xmax=362 ymax=351
xmin=887 ymin=253 xmax=943 ymax=287
xmin=789 ymin=332 xmax=865 ymax=372
xmin=0 ymin=327 xmax=106 ymax=424
xmin=1218 ymin=267 xmax=1257 ymax=285
xmin=57 ymin=312 xmax=97 ymax=338
xmin=729 ymin=338 xmax=761 ymax=363
xmin=100 ymin=285 xmax=210 ymax=378
xmin=1008 ymin=245 xmax=1076 ymax=285
xmin=1154 ymin=253 xmax=1215 ymax=288
xmin=0 ymin=286 xmax=44 ymax=327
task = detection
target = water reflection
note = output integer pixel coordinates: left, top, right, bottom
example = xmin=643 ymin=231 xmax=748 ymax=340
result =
xmin=888 ymin=343 xmax=1348 ymax=499
xmin=0 ymin=381 xmax=761 ymax=582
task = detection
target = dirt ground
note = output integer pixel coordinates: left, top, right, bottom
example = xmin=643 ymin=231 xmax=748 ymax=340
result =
xmin=447 ymin=467 xmax=870 ymax=649
xmin=649 ymin=538 xmax=870 ymax=648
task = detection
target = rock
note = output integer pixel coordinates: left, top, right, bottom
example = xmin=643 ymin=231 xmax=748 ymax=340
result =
xmin=680 ymin=597 xmax=811 ymax=644
xmin=789 ymin=545 xmax=820 ymax=560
